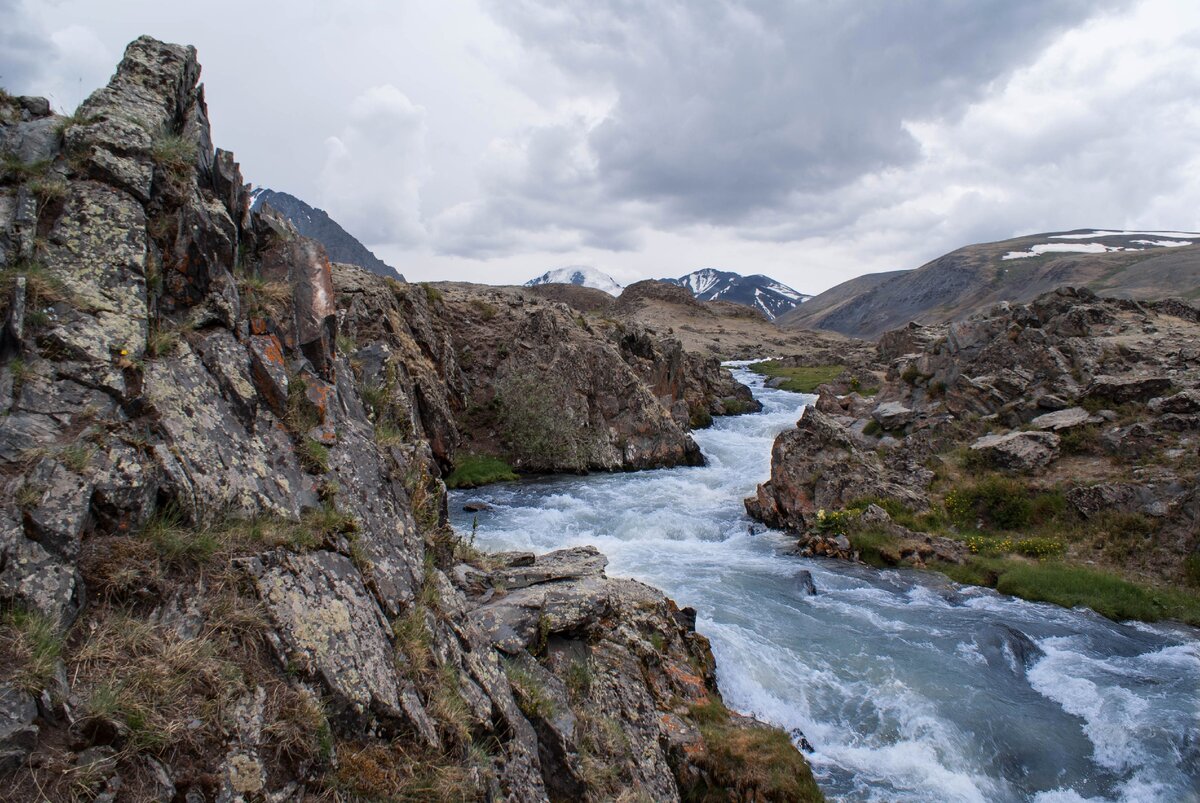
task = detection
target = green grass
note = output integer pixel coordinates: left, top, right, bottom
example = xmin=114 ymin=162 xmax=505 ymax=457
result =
xmin=749 ymin=360 xmax=845 ymax=393
xmin=937 ymin=558 xmax=1200 ymax=626
xmin=847 ymin=527 xmax=901 ymax=567
xmin=1 ymin=607 xmax=65 ymax=691
xmin=444 ymin=454 xmax=518 ymax=489
xmin=299 ymin=438 xmax=330 ymax=474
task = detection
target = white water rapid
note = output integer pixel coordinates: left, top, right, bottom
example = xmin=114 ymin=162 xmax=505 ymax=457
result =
xmin=449 ymin=366 xmax=1200 ymax=802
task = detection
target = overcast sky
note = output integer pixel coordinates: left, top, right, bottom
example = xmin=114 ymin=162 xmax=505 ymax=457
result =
xmin=4 ymin=0 xmax=1199 ymax=293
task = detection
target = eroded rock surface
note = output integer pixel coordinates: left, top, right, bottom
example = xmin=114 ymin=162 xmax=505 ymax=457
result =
xmin=0 ymin=38 xmax=817 ymax=802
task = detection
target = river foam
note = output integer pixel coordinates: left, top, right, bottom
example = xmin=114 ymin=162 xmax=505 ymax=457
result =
xmin=450 ymin=367 xmax=1200 ymax=802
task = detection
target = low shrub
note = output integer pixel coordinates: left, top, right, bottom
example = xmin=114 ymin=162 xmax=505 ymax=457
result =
xmin=945 ymin=477 xmax=1032 ymax=531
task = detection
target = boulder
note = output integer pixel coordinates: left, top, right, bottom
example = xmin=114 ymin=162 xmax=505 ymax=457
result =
xmin=1082 ymin=375 xmax=1173 ymax=405
xmin=1149 ymin=389 xmax=1200 ymax=415
xmin=745 ymin=408 xmax=928 ymax=532
xmin=969 ymin=431 xmax=1061 ymax=473
xmin=871 ymin=401 xmax=915 ymax=430
xmin=1029 ymin=406 xmax=1100 ymax=431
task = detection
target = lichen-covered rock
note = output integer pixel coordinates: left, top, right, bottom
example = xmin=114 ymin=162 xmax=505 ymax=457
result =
xmin=0 ymin=36 xmax=818 ymax=803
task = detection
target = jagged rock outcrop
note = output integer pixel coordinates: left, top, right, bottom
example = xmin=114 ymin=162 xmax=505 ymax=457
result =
xmin=335 ymin=269 xmax=761 ymax=478
xmin=744 ymin=408 xmax=929 ymax=533
xmin=751 ymin=286 xmax=1200 ymax=590
xmin=0 ymin=38 xmax=816 ymax=801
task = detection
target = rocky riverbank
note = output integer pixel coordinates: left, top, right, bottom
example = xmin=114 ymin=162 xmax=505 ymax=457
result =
xmin=0 ymin=37 xmax=819 ymax=801
xmin=748 ymin=287 xmax=1200 ymax=624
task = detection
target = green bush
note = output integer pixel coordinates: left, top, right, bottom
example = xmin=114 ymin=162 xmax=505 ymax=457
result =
xmin=945 ymin=477 xmax=1031 ymax=531
xmin=1012 ymin=537 xmax=1065 ymax=559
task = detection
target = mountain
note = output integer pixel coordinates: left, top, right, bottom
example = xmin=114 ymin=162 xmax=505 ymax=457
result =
xmin=778 ymin=229 xmax=1200 ymax=339
xmin=662 ymin=269 xmax=810 ymax=320
xmin=250 ymin=188 xmax=403 ymax=280
xmin=524 ymin=265 xmax=623 ymax=296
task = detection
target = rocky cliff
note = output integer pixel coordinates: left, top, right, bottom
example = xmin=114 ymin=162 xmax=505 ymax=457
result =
xmin=0 ymin=37 xmax=820 ymax=801
xmin=749 ymin=287 xmax=1200 ymax=621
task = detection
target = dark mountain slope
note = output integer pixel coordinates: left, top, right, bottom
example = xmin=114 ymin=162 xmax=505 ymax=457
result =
xmin=663 ymin=268 xmax=810 ymax=320
xmin=250 ymin=187 xmax=403 ymax=280
xmin=780 ymin=229 xmax=1200 ymax=339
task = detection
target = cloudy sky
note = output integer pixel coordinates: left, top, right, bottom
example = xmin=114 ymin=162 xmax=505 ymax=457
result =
xmin=3 ymin=0 xmax=1199 ymax=293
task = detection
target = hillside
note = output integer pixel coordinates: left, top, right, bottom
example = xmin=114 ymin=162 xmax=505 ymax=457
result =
xmin=780 ymin=229 xmax=1200 ymax=338
xmin=662 ymin=268 xmax=810 ymax=320
xmin=250 ymin=187 xmax=403 ymax=280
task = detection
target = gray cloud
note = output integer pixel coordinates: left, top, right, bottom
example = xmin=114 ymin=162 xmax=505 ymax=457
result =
xmin=482 ymin=0 xmax=1129 ymax=228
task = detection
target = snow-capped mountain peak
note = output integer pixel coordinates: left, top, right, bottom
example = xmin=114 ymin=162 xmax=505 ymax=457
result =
xmin=663 ymin=269 xmax=810 ymax=320
xmin=524 ymin=266 xmax=623 ymax=296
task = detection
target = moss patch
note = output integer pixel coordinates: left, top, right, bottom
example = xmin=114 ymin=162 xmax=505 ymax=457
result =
xmin=749 ymin=361 xmax=845 ymax=393
xmin=445 ymin=454 xmax=519 ymax=489
xmin=937 ymin=558 xmax=1200 ymax=626
xmin=685 ymin=699 xmax=824 ymax=802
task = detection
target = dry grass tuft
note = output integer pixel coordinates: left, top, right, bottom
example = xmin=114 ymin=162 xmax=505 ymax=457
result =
xmin=0 ymin=606 xmax=65 ymax=692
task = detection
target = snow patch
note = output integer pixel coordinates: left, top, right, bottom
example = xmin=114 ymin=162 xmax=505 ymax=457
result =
xmin=1003 ymin=243 xmax=1118 ymax=260
xmin=1050 ymin=230 xmax=1198 ymax=240
xmin=525 ymin=266 xmax=623 ymax=296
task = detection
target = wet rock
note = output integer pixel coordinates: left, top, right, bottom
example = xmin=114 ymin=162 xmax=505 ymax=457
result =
xmin=975 ymin=624 xmax=1044 ymax=673
xmin=969 ymin=430 xmax=1061 ymax=473
xmin=793 ymin=570 xmax=818 ymax=596
xmin=462 ymin=501 xmax=491 ymax=512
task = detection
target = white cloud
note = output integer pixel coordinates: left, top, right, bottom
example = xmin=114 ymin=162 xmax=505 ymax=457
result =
xmin=318 ymin=84 xmax=430 ymax=245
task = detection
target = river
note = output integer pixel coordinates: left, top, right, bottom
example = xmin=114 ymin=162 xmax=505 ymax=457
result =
xmin=448 ymin=365 xmax=1200 ymax=803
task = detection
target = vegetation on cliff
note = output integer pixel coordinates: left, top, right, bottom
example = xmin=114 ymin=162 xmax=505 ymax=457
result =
xmin=748 ymin=288 xmax=1200 ymax=626
xmin=0 ymin=37 xmax=818 ymax=801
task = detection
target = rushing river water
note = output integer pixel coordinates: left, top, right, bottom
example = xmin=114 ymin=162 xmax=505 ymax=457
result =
xmin=449 ymin=366 xmax=1200 ymax=803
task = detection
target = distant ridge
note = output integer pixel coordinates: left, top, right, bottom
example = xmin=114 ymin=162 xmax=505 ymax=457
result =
xmin=250 ymin=188 xmax=403 ymax=280
xmin=778 ymin=228 xmax=1200 ymax=339
xmin=525 ymin=266 xmax=623 ymax=296
xmin=662 ymin=269 xmax=810 ymax=320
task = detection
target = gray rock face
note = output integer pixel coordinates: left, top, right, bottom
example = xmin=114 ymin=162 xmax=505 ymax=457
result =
xmin=969 ymin=431 xmax=1061 ymax=473
xmin=0 ymin=684 xmax=38 ymax=774
xmin=0 ymin=36 xmax=814 ymax=802
xmin=244 ymin=550 xmax=431 ymax=733
xmin=872 ymin=400 xmax=915 ymax=429
xmin=1083 ymin=375 xmax=1173 ymax=405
